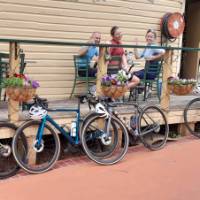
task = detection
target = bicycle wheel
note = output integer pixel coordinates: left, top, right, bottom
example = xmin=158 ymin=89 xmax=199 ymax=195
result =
xmin=0 ymin=122 xmax=25 ymax=179
xmin=184 ymin=98 xmax=200 ymax=138
xmin=81 ymin=113 xmax=129 ymax=165
xmin=12 ymin=120 xmax=60 ymax=174
xmin=81 ymin=112 xmax=119 ymax=158
xmin=138 ymin=106 xmax=169 ymax=151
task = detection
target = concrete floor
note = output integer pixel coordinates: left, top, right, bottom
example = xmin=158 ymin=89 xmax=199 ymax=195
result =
xmin=0 ymin=136 xmax=200 ymax=200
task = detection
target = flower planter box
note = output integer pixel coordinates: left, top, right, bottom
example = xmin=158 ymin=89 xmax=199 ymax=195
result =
xmin=6 ymin=87 xmax=36 ymax=102
xmin=101 ymin=85 xmax=127 ymax=99
xmin=101 ymin=70 xmax=129 ymax=99
xmin=168 ymin=84 xmax=194 ymax=95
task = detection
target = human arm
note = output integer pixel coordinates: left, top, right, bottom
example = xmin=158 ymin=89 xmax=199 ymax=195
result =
xmin=78 ymin=36 xmax=95 ymax=56
xmin=133 ymin=38 xmax=141 ymax=59
xmin=121 ymin=54 xmax=129 ymax=72
xmin=145 ymin=49 xmax=165 ymax=61
xmin=91 ymin=48 xmax=99 ymax=62
xmin=78 ymin=46 xmax=89 ymax=56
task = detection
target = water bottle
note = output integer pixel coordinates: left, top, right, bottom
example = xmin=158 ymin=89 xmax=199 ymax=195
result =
xmin=70 ymin=120 xmax=77 ymax=137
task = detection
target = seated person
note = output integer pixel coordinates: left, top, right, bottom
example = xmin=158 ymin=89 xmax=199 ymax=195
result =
xmin=133 ymin=29 xmax=165 ymax=80
xmin=78 ymin=32 xmax=101 ymax=77
xmin=107 ymin=26 xmax=140 ymax=89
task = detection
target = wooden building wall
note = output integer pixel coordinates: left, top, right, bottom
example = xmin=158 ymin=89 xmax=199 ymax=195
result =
xmin=0 ymin=0 xmax=185 ymax=99
xmin=181 ymin=1 xmax=200 ymax=79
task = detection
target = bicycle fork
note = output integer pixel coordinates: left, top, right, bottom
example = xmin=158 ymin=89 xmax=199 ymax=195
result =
xmin=94 ymin=104 xmax=113 ymax=145
xmin=33 ymin=117 xmax=47 ymax=152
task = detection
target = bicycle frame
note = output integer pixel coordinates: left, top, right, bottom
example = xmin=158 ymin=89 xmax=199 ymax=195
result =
xmin=36 ymin=107 xmax=81 ymax=146
xmin=106 ymin=102 xmax=159 ymax=136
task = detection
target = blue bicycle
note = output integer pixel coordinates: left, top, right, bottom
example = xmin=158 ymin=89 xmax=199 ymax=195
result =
xmin=12 ymin=95 xmax=129 ymax=174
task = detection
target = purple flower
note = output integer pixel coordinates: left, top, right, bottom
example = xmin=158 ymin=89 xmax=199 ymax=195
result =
xmin=111 ymin=74 xmax=116 ymax=79
xmin=106 ymin=76 xmax=111 ymax=81
xmin=101 ymin=77 xmax=106 ymax=83
xmin=31 ymin=80 xmax=40 ymax=88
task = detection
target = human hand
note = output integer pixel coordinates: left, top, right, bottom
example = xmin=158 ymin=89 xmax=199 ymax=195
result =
xmin=88 ymin=36 xmax=95 ymax=44
xmin=121 ymin=69 xmax=132 ymax=80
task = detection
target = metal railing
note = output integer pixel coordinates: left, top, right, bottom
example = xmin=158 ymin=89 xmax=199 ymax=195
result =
xmin=0 ymin=37 xmax=199 ymax=122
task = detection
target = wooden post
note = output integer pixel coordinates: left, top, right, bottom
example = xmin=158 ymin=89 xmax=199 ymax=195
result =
xmin=27 ymin=136 xmax=37 ymax=164
xmin=160 ymin=50 xmax=173 ymax=111
xmin=177 ymin=123 xmax=195 ymax=136
xmin=8 ymin=42 xmax=20 ymax=122
xmin=96 ymin=47 xmax=107 ymax=96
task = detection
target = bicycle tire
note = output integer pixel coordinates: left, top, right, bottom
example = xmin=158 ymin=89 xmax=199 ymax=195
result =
xmin=81 ymin=112 xmax=118 ymax=158
xmin=0 ymin=122 xmax=24 ymax=179
xmin=79 ymin=111 xmax=98 ymax=138
xmin=184 ymin=97 xmax=200 ymax=138
xmin=81 ymin=113 xmax=129 ymax=165
xmin=12 ymin=120 xmax=61 ymax=174
xmin=138 ymin=105 xmax=169 ymax=151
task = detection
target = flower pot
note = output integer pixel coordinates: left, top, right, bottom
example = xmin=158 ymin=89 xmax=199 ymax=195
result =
xmin=6 ymin=87 xmax=36 ymax=102
xmin=101 ymin=85 xmax=127 ymax=99
xmin=169 ymin=84 xmax=194 ymax=95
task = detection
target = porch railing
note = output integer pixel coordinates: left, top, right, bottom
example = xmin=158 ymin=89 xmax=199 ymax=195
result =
xmin=0 ymin=38 xmax=199 ymax=122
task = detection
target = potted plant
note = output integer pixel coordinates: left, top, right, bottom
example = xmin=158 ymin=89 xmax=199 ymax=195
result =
xmin=101 ymin=70 xmax=128 ymax=99
xmin=168 ymin=77 xmax=196 ymax=95
xmin=2 ymin=73 xmax=40 ymax=102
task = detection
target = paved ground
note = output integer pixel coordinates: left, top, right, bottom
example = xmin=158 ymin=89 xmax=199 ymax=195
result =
xmin=1 ymin=136 xmax=200 ymax=200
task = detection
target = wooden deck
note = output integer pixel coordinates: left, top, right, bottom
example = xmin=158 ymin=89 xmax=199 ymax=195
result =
xmin=0 ymin=94 xmax=199 ymax=126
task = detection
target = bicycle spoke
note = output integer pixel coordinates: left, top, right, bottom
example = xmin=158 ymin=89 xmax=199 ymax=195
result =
xmin=138 ymin=106 xmax=169 ymax=150
xmin=81 ymin=113 xmax=129 ymax=165
xmin=13 ymin=120 xmax=60 ymax=174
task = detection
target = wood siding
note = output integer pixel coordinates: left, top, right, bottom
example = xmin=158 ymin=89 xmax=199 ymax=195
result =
xmin=0 ymin=0 xmax=185 ymax=99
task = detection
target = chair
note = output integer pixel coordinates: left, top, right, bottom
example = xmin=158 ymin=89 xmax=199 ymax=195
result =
xmin=70 ymin=55 xmax=96 ymax=98
xmin=107 ymin=56 xmax=122 ymax=74
xmin=142 ymin=60 xmax=163 ymax=101
xmin=129 ymin=60 xmax=163 ymax=101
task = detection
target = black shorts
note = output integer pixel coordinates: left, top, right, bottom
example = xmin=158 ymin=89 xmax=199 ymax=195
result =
xmin=78 ymin=68 xmax=97 ymax=77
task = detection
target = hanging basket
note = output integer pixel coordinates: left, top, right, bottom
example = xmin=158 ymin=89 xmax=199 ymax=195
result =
xmin=169 ymin=84 xmax=194 ymax=95
xmin=101 ymin=85 xmax=127 ymax=99
xmin=6 ymin=87 xmax=36 ymax=102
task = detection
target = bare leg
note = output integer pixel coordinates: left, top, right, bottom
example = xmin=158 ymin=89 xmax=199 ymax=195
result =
xmin=127 ymin=75 xmax=140 ymax=89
